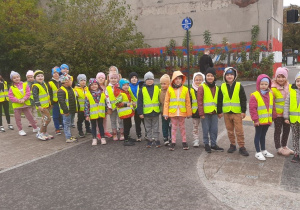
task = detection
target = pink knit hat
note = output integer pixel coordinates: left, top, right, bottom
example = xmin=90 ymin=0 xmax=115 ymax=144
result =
xmin=26 ymin=70 xmax=34 ymax=77
xmin=96 ymin=72 xmax=106 ymax=80
xmin=275 ymin=67 xmax=288 ymax=79
xmin=109 ymin=73 xmax=119 ymax=80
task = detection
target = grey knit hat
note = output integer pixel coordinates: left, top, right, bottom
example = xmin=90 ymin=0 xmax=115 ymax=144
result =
xmin=77 ymin=74 xmax=87 ymax=82
xmin=144 ymin=71 xmax=154 ymax=81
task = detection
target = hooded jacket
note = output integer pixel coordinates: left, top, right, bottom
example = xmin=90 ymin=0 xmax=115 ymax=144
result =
xmin=190 ymin=72 xmax=205 ymax=118
xmin=217 ymin=67 xmax=247 ymax=114
xmin=249 ymin=74 xmax=277 ymax=125
xmin=163 ymin=71 xmax=192 ymax=118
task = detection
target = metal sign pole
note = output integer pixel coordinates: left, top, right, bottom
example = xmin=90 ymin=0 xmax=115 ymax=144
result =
xmin=187 ymin=30 xmax=190 ymax=90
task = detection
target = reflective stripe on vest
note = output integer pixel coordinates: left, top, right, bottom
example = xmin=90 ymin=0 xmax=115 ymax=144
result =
xmin=32 ymin=83 xmax=50 ymax=109
xmin=59 ymin=86 xmax=78 ymax=114
xmin=0 ymin=81 xmax=9 ymax=102
xmin=86 ymin=90 xmax=105 ymax=119
xmin=106 ymin=85 xmax=116 ymax=109
xmin=48 ymin=81 xmax=59 ymax=102
xmin=74 ymin=86 xmax=87 ymax=112
xmin=202 ymin=83 xmax=219 ymax=114
xmin=252 ymin=91 xmax=273 ymax=124
xmin=142 ymin=85 xmax=160 ymax=114
xmin=221 ymin=82 xmax=242 ymax=113
xmin=168 ymin=86 xmax=188 ymax=113
xmin=289 ymin=89 xmax=300 ymax=123
xmin=117 ymin=93 xmax=133 ymax=118
xmin=190 ymin=88 xmax=198 ymax=114
xmin=272 ymin=85 xmax=291 ymax=114
xmin=10 ymin=83 xmax=31 ymax=109
xmin=24 ymin=81 xmax=34 ymax=100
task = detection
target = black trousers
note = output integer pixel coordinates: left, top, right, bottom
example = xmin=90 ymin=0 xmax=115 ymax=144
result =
xmin=0 ymin=101 xmax=10 ymax=126
xmin=77 ymin=111 xmax=91 ymax=132
xmin=91 ymin=118 xmax=104 ymax=139
xmin=134 ymin=111 xmax=145 ymax=137
xmin=123 ymin=117 xmax=132 ymax=140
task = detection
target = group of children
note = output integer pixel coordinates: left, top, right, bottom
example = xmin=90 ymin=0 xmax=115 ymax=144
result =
xmin=0 ymin=65 xmax=299 ymax=162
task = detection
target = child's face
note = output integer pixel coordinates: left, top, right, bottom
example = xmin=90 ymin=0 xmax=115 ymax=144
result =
xmin=90 ymin=83 xmax=99 ymax=91
xmin=35 ymin=74 xmax=44 ymax=83
xmin=225 ymin=73 xmax=234 ymax=84
xmin=160 ymin=82 xmax=169 ymax=90
xmin=79 ymin=80 xmax=86 ymax=87
xmin=145 ymin=79 xmax=154 ymax=86
xmin=63 ymin=79 xmax=72 ymax=87
xmin=61 ymin=68 xmax=69 ymax=74
xmin=174 ymin=76 xmax=183 ymax=86
xmin=260 ymin=81 xmax=269 ymax=91
xmin=130 ymin=76 xmax=138 ymax=84
xmin=122 ymin=83 xmax=129 ymax=92
xmin=109 ymin=67 xmax=117 ymax=74
xmin=206 ymin=73 xmax=215 ymax=83
xmin=12 ymin=75 xmax=21 ymax=84
xmin=276 ymin=74 xmax=287 ymax=86
xmin=97 ymin=77 xmax=105 ymax=85
xmin=26 ymin=75 xmax=34 ymax=82
xmin=53 ymin=72 xmax=59 ymax=80
xmin=110 ymin=77 xmax=118 ymax=85
xmin=296 ymin=79 xmax=300 ymax=89
xmin=194 ymin=75 xmax=203 ymax=86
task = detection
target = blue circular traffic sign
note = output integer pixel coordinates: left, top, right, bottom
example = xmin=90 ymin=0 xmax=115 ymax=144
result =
xmin=182 ymin=17 xmax=193 ymax=30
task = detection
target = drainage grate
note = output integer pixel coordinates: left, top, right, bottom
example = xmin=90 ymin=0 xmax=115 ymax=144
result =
xmin=245 ymin=175 xmax=258 ymax=179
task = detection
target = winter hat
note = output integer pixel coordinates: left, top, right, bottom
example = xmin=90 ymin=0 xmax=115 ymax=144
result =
xmin=129 ymin=72 xmax=139 ymax=81
xmin=60 ymin=64 xmax=69 ymax=70
xmin=205 ymin=67 xmax=216 ymax=77
xmin=275 ymin=67 xmax=288 ymax=79
xmin=144 ymin=71 xmax=154 ymax=81
xmin=260 ymin=78 xmax=270 ymax=84
xmin=119 ymin=78 xmax=130 ymax=89
xmin=59 ymin=73 xmax=71 ymax=83
xmin=109 ymin=73 xmax=119 ymax=80
xmin=77 ymin=74 xmax=87 ymax=82
xmin=225 ymin=69 xmax=235 ymax=76
xmin=88 ymin=78 xmax=100 ymax=88
xmin=295 ymin=71 xmax=300 ymax=81
xmin=26 ymin=70 xmax=34 ymax=77
xmin=109 ymin=66 xmax=119 ymax=74
xmin=96 ymin=72 xmax=106 ymax=80
xmin=10 ymin=71 xmax=20 ymax=80
xmin=160 ymin=74 xmax=171 ymax=84
xmin=51 ymin=66 xmax=61 ymax=76
xmin=34 ymin=70 xmax=44 ymax=79
xmin=192 ymin=72 xmax=205 ymax=90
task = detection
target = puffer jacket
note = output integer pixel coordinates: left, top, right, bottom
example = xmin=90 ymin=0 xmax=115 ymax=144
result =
xmin=57 ymin=86 xmax=78 ymax=114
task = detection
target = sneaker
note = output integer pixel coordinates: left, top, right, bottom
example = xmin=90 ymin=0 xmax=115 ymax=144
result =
xmin=239 ymin=147 xmax=249 ymax=156
xmin=262 ymin=150 xmax=274 ymax=158
xmin=123 ymin=140 xmax=135 ymax=146
xmin=86 ymin=129 xmax=92 ymax=135
xmin=44 ymin=133 xmax=54 ymax=139
xmin=97 ymin=133 xmax=101 ymax=139
xmin=8 ymin=124 xmax=14 ymax=130
xmin=137 ymin=135 xmax=142 ymax=142
xmin=283 ymin=146 xmax=294 ymax=155
xmin=205 ymin=144 xmax=211 ymax=153
xmin=119 ymin=134 xmax=125 ymax=141
xmin=227 ymin=144 xmax=237 ymax=153
xmin=56 ymin=130 xmax=61 ymax=135
xmin=169 ymin=143 xmax=176 ymax=151
xmin=59 ymin=125 xmax=64 ymax=130
xmin=66 ymin=138 xmax=76 ymax=143
xmin=32 ymin=127 xmax=40 ymax=133
xmin=291 ymin=154 xmax=300 ymax=163
xmin=19 ymin=130 xmax=26 ymax=136
xmin=28 ymin=124 xmax=32 ymax=127
xmin=128 ymin=137 xmax=136 ymax=143
xmin=36 ymin=132 xmax=47 ymax=141
xmin=79 ymin=131 xmax=85 ymax=138
xmin=255 ymin=152 xmax=266 ymax=161
xmin=211 ymin=145 xmax=224 ymax=152
xmin=0 ymin=126 xmax=5 ymax=132
xmin=101 ymin=138 xmax=107 ymax=145
xmin=72 ymin=124 xmax=76 ymax=128
xmin=182 ymin=142 xmax=189 ymax=150
xmin=146 ymin=140 xmax=152 ymax=148
xmin=92 ymin=138 xmax=97 ymax=145
xmin=113 ymin=134 xmax=118 ymax=141
xmin=155 ymin=140 xmax=161 ymax=148
xmin=104 ymin=132 xmax=113 ymax=138
xmin=193 ymin=140 xmax=200 ymax=148
xmin=70 ymin=136 xmax=78 ymax=141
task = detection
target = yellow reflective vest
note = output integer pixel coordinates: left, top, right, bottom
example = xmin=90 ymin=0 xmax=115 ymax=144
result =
xmin=117 ymin=92 xmax=134 ymax=118
xmin=272 ymin=84 xmax=291 ymax=114
xmin=202 ymin=83 xmax=219 ymax=114
xmin=48 ymin=81 xmax=59 ymax=103
xmin=168 ymin=86 xmax=188 ymax=113
xmin=59 ymin=86 xmax=78 ymax=114
xmin=74 ymin=86 xmax=87 ymax=112
xmin=24 ymin=81 xmax=34 ymax=101
xmin=190 ymin=88 xmax=198 ymax=114
xmin=0 ymin=81 xmax=9 ymax=102
xmin=106 ymin=85 xmax=116 ymax=110
xmin=142 ymin=86 xmax=160 ymax=114
xmin=221 ymin=82 xmax=242 ymax=113
xmin=85 ymin=90 xmax=105 ymax=119
xmin=32 ymin=82 xmax=51 ymax=109
xmin=289 ymin=88 xmax=300 ymax=123
xmin=10 ymin=83 xmax=31 ymax=109
xmin=251 ymin=91 xmax=273 ymax=124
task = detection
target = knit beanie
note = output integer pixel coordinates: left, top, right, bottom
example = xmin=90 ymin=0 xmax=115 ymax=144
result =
xmin=88 ymin=78 xmax=100 ymax=89
xmin=275 ymin=67 xmax=288 ymax=79
xmin=26 ymin=70 xmax=34 ymax=77
xmin=129 ymin=72 xmax=139 ymax=81
xmin=59 ymin=73 xmax=71 ymax=83
xmin=10 ymin=71 xmax=20 ymax=80
xmin=51 ymin=66 xmax=61 ymax=76
xmin=205 ymin=67 xmax=216 ymax=77
xmin=34 ymin=70 xmax=44 ymax=79
xmin=96 ymin=72 xmax=106 ymax=80
xmin=109 ymin=66 xmax=119 ymax=74
xmin=109 ymin=73 xmax=119 ymax=80
xmin=295 ymin=71 xmax=300 ymax=81
xmin=119 ymin=78 xmax=130 ymax=89
xmin=261 ymin=78 xmax=269 ymax=84
xmin=60 ymin=64 xmax=69 ymax=70
xmin=77 ymin=74 xmax=87 ymax=82
xmin=144 ymin=71 xmax=154 ymax=81
xmin=160 ymin=74 xmax=170 ymax=84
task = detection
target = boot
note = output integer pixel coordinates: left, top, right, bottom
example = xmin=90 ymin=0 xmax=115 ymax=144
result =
xmin=112 ymin=129 xmax=118 ymax=141
xmin=119 ymin=128 xmax=124 ymax=141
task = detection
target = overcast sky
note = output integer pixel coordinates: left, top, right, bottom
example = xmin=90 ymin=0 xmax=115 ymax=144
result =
xmin=284 ymin=0 xmax=300 ymax=6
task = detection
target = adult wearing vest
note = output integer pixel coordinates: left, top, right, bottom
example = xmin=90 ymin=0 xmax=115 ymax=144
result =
xmin=249 ymin=74 xmax=277 ymax=161
xmin=217 ymin=67 xmax=249 ymax=156
xmin=197 ymin=67 xmax=223 ymax=153
xmin=0 ymin=72 xmax=13 ymax=132
xmin=138 ymin=72 xmax=161 ymax=147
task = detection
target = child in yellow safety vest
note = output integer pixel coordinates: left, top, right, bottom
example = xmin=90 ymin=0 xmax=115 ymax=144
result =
xmin=24 ymin=70 xmax=37 ymax=127
xmin=249 ymin=74 xmax=276 ymax=161
xmin=33 ymin=70 xmax=54 ymax=141
xmin=190 ymin=72 xmax=205 ymax=148
xmin=284 ymin=71 xmax=300 ymax=163
xmin=8 ymin=71 xmax=39 ymax=136
xmin=115 ymin=78 xmax=136 ymax=146
xmin=217 ymin=67 xmax=249 ymax=156
xmin=0 ymin=71 xmax=13 ymax=132
xmin=48 ymin=66 xmax=63 ymax=135
xmin=271 ymin=67 xmax=294 ymax=156
xmin=163 ymin=70 xmax=192 ymax=151
xmin=74 ymin=74 xmax=91 ymax=138
xmin=138 ymin=72 xmax=161 ymax=148
xmin=57 ymin=73 xmax=78 ymax=143
xmin=84 ymin=78 xmax=107 ymax=146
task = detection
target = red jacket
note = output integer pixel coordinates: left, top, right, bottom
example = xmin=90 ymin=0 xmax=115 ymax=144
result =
xmin=115 ymin=88 xmax=135 ymax=119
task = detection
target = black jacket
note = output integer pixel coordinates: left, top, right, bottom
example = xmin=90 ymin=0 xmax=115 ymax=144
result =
xmin=57 ymin=86 xmax=78 ymax=114
xmin=199 ymin=54 xmax=213 ymax=74
xmin=217 ymin=81 xmax=247 ymax=114
xmin=137 ymin=83 xmax=160 ymax=117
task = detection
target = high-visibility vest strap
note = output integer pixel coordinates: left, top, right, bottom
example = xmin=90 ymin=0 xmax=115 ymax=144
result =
xmin=221 ymin=82 xmax=241 ymax=113
xmin=203 ymin=83 xmax=219 ymax=114
xmin=168 ymin=86 xmax=188 ymax=113
xmin=142 ymin=86 xmax=160 ymax=114
xmin=252 ymin=91 xmax=273 ymax=124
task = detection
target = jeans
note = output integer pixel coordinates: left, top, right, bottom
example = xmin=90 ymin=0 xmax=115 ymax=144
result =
xmin=254 ymin=125 xmax=269 ymax=152
xmin=63 ymin=114 xmax=73 ymax=139
xmin=91 ymin=118 xmax=104 ymax=139
xmin=201 ymin=114 xmax=218 ymax=146
xmin=52 ymin=103 xmax=60 ymax=130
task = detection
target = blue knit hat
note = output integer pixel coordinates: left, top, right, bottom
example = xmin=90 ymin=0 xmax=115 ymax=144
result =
xmin=52 ymin=66 xmax=61 ymax=75
xmin=60 ymin=64 xmax=69 ymax=70
xmin=260 ymin=78 xmax=269 ymax=84
xmin=119 ymin=78 xmax=130 ymax=89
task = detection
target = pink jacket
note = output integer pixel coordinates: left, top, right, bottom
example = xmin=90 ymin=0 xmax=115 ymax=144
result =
xmin=249 ymin=74 xmax=277 ymax=125
xmin=8 ymin=82 xmax=31 ymax=108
